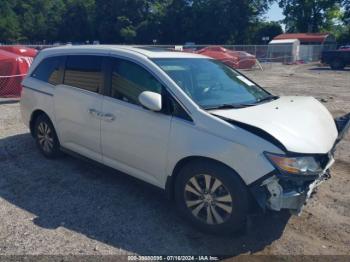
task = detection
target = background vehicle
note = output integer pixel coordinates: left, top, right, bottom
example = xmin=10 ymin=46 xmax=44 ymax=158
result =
xmin=20 ymin=46 xmax=349 ymax=234
xmin=184 ymin=46 xmax=257 ymax=69
xmin=0 ymin=46 xmax=37 ymax=57
xmin=0 ymin=46 xmax=37 ymax=97
xmin=339 ymin=45 xmax=350 ymax=50
xmin=321 ymin=48 xmax=350 ymax=70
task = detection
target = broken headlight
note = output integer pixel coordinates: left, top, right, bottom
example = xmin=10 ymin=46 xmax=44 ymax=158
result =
xmin=265 ymin=152 xmax=323 ymax=176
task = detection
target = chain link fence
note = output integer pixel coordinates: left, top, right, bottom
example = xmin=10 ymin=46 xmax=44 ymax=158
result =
xmin=154 ymin=44 xmax=324 ymax=63
xmin=0 ymin=55 xmax=34 ymax=99
xmin=140 ymin=44 xmax=325 ymax=70
xmin=147 ymin=44 xmax=325 ymax=71
xmin=0 ymin=74 xmax=26 ymax=98
xmin=1 ymin=43 xmax=325 ymax=61
xmin=0 ymin=44 xmax=326 ymax=98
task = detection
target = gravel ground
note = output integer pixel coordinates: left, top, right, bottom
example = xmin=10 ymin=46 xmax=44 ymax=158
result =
xmin=0 ymin=63 xmax=349 ymax=257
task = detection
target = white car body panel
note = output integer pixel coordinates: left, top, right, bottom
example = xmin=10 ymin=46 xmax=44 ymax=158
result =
xmin=53 ymin=84 xmax=103 ymax=161
xmin=166 ymin=117 xmax=283 ymax=185
xmin=20 ymin=78 xmax=56 ymax=130
xmin=20 ymin=45 xmax=339 ymax=193
xmin=211 ymin=96 xmax=338 ymax=154
xmin=101 ymin=96 xmax=172 ymax=188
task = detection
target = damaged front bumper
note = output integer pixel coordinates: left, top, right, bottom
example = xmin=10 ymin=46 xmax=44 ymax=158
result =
xmin=250 ymin=157 xmax=334 ymax=215
xmin=250 ymin=112 xmax=350 ymax=215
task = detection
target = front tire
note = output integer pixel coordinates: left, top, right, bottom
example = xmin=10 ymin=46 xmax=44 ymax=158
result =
xmin=34 ymin=114 xmax=61 ymax=159
xmin=175 ymin=160 xmax=250 ymax=234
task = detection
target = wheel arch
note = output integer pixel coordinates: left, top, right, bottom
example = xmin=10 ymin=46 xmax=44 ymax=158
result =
xmin=165 ymin=156 xmax=247 ymax=200
xmin=29 ymin=109 xmax=53 ymax=137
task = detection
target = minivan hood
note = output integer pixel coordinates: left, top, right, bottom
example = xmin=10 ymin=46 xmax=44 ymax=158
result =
xmin=211 ymin=96 xmax=338 ymax=154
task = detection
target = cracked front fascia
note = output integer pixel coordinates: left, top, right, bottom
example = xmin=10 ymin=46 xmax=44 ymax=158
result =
xmin=262 ymin=176 xmax=307 ymax=213
xmin=259 ymin=162 xmax=334 ymax=214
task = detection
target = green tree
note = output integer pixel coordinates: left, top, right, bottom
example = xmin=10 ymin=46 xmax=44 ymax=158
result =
xmin=160 ymin=0 xmax=192 ymax=44
xmin=278 ymin=0 xmax=342 ymax=33
xmin=13 ymin=0 xmax=53 ymax=42
xmin=0 ymin=0 xmax=21 ymax=42
xmin=252 ymin=21 xmax=283 ymax=44
xmin=0 ymin=0 xmax=278 ymax=44
xmin=58 ymin=0 xmax=95 ymax=42
xmin=342 ymin=0 xmax=350 ymax=24
xmin=336 ymin=0 xmax=350 ymax=44
xmin=95 ymin=0 xmax=162 ymax=43
xmin=118 ymin=16 xmax=136 ymax=43
xmin=160 ymin=0 xmax=273 ymax=44
xmin=135 ymin=1 xmax=167 ymax=44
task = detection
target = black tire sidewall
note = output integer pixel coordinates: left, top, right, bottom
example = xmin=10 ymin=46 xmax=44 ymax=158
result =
xmin=330 ymin=59 xmax=345 ymax=70
xmin=174 ymin=160 xmax=249 ymax=234
xmin=34 ymin=115 xmax=61 ymax=158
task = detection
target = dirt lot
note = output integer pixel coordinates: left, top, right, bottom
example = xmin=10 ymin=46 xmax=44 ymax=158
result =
xmin=0 ymin=63 xmax=349 ymax=257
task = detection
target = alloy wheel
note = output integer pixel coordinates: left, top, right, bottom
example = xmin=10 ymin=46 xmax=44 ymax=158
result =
xmin=184 ymin=174 xmax=233 ymax=225
xmin=37 ymin=122 xmax=54 ymax=153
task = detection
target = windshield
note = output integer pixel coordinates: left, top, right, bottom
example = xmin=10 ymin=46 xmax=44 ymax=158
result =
xmin=152 ymin=58 xmax=272 ymax=109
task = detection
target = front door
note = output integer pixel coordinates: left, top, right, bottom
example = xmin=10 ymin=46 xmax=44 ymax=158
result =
xmin=101 ymin=58 xmax=171 ymax=187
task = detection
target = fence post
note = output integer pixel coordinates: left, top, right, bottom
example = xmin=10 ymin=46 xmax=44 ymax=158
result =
xmin=255 ymin=45 xmax=257 ymax=57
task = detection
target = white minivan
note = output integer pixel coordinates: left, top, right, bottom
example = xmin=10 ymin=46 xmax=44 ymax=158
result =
xmin=21 ymin=46 xmax=350 ymax=234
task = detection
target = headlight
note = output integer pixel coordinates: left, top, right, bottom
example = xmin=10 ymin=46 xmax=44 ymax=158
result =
xmin=265 ymin=152 xmax=322 ymax=175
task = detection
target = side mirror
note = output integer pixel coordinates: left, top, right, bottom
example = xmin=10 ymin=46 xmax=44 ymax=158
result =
xmin=138 ymin=91 xmax=162 ymax=112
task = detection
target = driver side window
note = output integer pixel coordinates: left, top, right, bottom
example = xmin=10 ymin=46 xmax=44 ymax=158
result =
xmin=109 ymin=58 xmax=162 ymax=106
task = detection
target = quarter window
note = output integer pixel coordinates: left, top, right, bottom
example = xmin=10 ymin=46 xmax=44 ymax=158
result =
xmin=32 ymin=56 xmax=63 ymax=85
xmin=171 ymin=99 xmax=192 ymax=122
xmin=64 ymin=55 xmax=103 ymax=92
xmin=109 ymin=58 xmax=162 ymax=106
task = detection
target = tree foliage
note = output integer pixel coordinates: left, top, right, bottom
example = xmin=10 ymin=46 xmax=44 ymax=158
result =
xmin=278 ymin=0 xmax=342 ymax=33
xmin=0 ymin=0 xmax=281 ymax=44
xmin=0 ymin=0 xmax=348 ymax=44
xmin=0 ymin=0 xmax=21 ymax=42
xmin=343 ymin=0 xmax=350 ymax=24
xmin=337 ymin=0 xmax=350 ymax=44
xmin=252 ymin=21 xmax=283 ymax=44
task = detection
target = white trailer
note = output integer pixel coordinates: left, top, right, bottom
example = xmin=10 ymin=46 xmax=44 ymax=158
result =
xmin=268 ymin=39 xmax=300 ymax=63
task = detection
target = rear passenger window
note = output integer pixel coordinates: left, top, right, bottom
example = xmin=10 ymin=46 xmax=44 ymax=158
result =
xmin=32 ymin=56 xmax=63 ymax=85
xmin=109 ymin=58 xmax=162 ymax=105
xmin=64 ymin=55 xmax=102 ymax=92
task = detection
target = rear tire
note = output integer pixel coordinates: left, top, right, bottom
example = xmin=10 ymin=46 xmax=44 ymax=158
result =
xmin=34 ymin=114 xmax=61 ymax=159
xmin=330 ymin=59 xmax=345 ymax=70
xmin=174 ymin=160 xmax=249 ymax=234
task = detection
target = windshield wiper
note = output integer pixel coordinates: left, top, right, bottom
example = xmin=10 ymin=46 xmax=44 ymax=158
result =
xmin=236 ymin=95 xmax=279 ymax=106
xmin=204 ymin=103 xmax=253 ymax=110
xmin=256 ymin=95 xmax=279 ymax=103
xmin=203 ymin=95 xmax=279 ymax=110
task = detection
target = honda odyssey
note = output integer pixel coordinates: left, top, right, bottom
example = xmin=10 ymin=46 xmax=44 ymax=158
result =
xmin=20 ymin=46 xmax=350 ymax=234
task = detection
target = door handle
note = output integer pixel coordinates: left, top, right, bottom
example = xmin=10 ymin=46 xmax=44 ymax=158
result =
xmin=88 ymin=108 xmax=101 ymax=118
xmin=89 ymin=109 xmax=115 ymax=121
xmin=102 ymin=113 xmax=115 ymax=122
